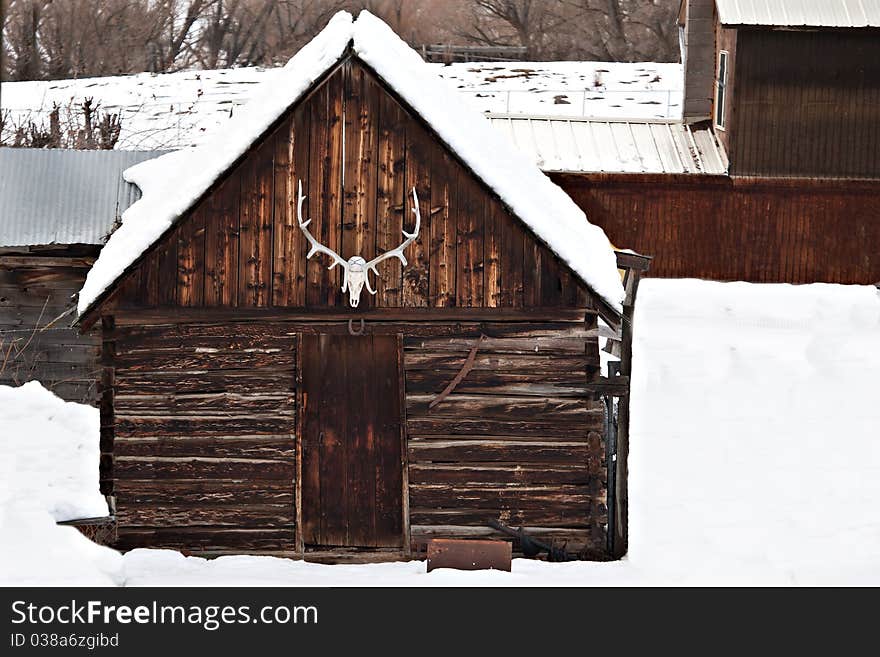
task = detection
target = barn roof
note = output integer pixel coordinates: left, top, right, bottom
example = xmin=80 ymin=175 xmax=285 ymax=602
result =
xmin=0 ymin=147 xmax=162 ymax=248
xmin=77 ymin=11 xmax=624 ymax=318
xmin=715 ymin=0 xmax=880 ymax=28
xmin=489 ymin=115 xmax=727 ymax=175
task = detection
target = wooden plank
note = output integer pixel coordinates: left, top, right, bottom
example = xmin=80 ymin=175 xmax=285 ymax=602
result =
xmin=409 ymin=393 xmax=591 ymax=421
xmin=155 ymin=227 xmax=178 ymax=306
xmin=176 ymin=207 xmax=206 ymax=307
xmin=238 ymin=138 xmax=274 ymax=306
xmin=500 ymin=206 xmax=524 ymax=308
xmin=114 ymin=371 xmax=294 ymax=395
xmin=115 ymin=415 xmax=295 ymax=438
xmin=114 ymin=392 xmax=295 ymax=415
xmin=114 ymin=527 xmax=295 ymax=553
xmin=204 ymin=176 xmax=240 ymax=306
xmin=115 ymin=479 xmax=294 ymax=505
xmin=342 ymin=61 xmax=380 ymax=309
xmin=271 ymin=117 xmax=298 ymax=307
xmin=406 ymin=334 xmax=596 ymax=353
xmin=114 ymin=434 xmax=294 ymax=458
xmin=456 ymin=173 xmax=485 ymax=307
xmin=402 ymin=117 xmax=431 ymax=306
xmin=408 ymin=416 xmax=600 ymax=436
xmin=409 ymin=440 xmax=590 ymax=463
xmin=114 ymin=350 xmax=295 ymax=373
xmin=409 ymin=464 xmax=591 ymax=486
xmin=0 ymin=256 xmax=94 ymax=269
xmin=109 ymin=306 xmax=591 ymax=325
xmin=307 ymin=67 xmax=344 ymax=308
xmin=114 ymin=456 xmax=295 ymax=479
xmin=404 ymin=352 xmax=593 ymax=372
xmin=375 ymin=89 xmax=407 ymax=307
xmin=429 ymin=149 xmax=456 ymax=307
xmin=410 ymin=507 xmax=592 ymax=528
xmin=117 ymin=504 xmax=294 ymax=528
xmin=485 ymin=197 xmax=503 ymax=307
xmin=412 ymin=485 xmax=592 ymax=510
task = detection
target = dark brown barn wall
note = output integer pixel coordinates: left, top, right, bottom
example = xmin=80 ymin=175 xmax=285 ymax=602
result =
xmin=729 ymin=28 xmax=880 ymax=179
xmin=556 ymin=173 xmax=880 ymax=284
xmin=0 ymin=252 xmax=100 ymax=403
xmin=405 ymin=314 xmax=606 ymax=556
xmin=110 ymin=57 xmax=586 ymax=313
xmin=109 ymin=320 xmax=297 ymax=554
xmin=104 ymin=312 xmax=606 ymax=557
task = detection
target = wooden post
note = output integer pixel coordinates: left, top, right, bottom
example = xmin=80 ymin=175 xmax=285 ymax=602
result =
xmin=612 ymin=251 xmax=651 ymax=559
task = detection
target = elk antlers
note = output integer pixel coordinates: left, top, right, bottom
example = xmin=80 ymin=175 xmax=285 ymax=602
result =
xmin=295 ymin=179 xmax=422 ymax=307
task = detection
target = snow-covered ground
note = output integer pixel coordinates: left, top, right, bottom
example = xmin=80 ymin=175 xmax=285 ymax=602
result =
xmin=1 ymin=280 xmax=878 ymax=586
xmin=0 ymin=61 xmax=681 ymax=150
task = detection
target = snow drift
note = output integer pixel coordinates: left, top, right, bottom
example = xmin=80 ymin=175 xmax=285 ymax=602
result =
xmin=3 ymin=281 xmax=880 ymax=585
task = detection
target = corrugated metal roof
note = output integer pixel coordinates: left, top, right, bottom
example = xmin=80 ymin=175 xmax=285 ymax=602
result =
xmin=0 ymin=148 xmax=161 ymax=247
xmin=715 ymin=0 xmax=880 ymax=27
xmin=488 ymin=115 xmax=728 ymax=175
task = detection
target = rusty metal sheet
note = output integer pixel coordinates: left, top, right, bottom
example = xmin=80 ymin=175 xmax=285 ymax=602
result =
xmin=426 ymin=538 xmax=513 ymax=572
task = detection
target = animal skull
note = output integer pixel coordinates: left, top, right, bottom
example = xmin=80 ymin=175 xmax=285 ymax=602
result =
xmin=296 ymin=180 xmax=421 ymax=308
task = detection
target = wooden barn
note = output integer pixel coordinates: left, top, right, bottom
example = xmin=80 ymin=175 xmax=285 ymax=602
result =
xmin=74 ymin=12 xmax=631 ymax=561
xmin=0 ymin=148 xmax=161 ymax=402
xmin=551 ymin=0 xmax=880 ymax=284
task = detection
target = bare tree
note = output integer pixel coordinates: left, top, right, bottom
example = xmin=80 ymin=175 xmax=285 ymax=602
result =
xmin=1 ymin=0 xmax=680 ymax=83
xmin=1 ymin=99 xmax=122 ymax=148
xmin=452 ymin=0 xmax=678 ymax=62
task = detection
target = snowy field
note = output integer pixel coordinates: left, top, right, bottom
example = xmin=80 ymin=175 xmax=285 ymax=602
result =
xmin=1 ymin=279 xmax=878 ymax=586
xmin=0 ymin=61 xmax=682 ymax=150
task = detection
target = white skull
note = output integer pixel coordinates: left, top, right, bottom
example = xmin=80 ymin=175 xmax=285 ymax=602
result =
xmin=343 ymin=256 xmax=369 ymax=307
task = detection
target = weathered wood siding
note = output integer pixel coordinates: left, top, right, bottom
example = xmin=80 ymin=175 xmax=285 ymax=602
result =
xmin=728 ymin=28 xmax=880 ymax=179
xmin=404 ymin=313 xmax=607 ymax=556
xmin=0 ymin=253 xmax=100 ymax=403
xmin=108 ymin=56 xmax=586 ymax=314
xmin=102 ymin=310 xmax=606 ymax=557
xmin=109 ymin=321 xmax=297 ymax=554
xmin=557 ymin=173 xmax=880 ymax=285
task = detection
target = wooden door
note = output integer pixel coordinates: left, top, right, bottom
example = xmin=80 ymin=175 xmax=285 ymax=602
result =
xmin=300 ymin=334 xmax=404 ymax=548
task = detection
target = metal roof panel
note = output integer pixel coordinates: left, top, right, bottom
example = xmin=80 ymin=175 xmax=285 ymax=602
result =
xmin=716 ymin=0 xmax=880 ymax=27
xmin=487 ymin=115 xmax=727 ymax=175
xmin=0 ymin=148 xmax=162 ymax=247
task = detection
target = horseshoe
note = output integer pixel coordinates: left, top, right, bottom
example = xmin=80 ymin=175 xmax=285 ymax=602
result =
xmin=348 ymin=318 xmax=366 ymax=336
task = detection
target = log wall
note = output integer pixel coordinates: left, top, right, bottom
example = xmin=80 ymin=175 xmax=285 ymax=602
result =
xmin=103 ymin=309 xmax=607 ymax=558
xmin=404 ymin=314 xmax=607 ymax=556
xmin=0 ymin=252 xmax=100 ymax=403
xmin=108 ymin=320 xmax=297 ymax=554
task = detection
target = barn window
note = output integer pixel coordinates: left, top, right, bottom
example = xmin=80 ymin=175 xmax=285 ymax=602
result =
xmin=715 ymin=50 xmax=729 ymax=130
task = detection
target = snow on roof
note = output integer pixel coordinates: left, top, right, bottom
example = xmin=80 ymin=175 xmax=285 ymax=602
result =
xmin=77 ymin=11 xmax=624 ymax=318
xmin=715 ymin=0 xmax=880 ymax=28
xmin=489 ymin=115 xmax=727 ymax=174
xmin=438 ymin=60 xmax=681 ymax=120
xmin=0 ymin=60 xmax=681 ymax=151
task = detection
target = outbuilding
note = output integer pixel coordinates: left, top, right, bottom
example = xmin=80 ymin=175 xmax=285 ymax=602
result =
xmin=76 ymin=11 xmax=627 ymax=560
